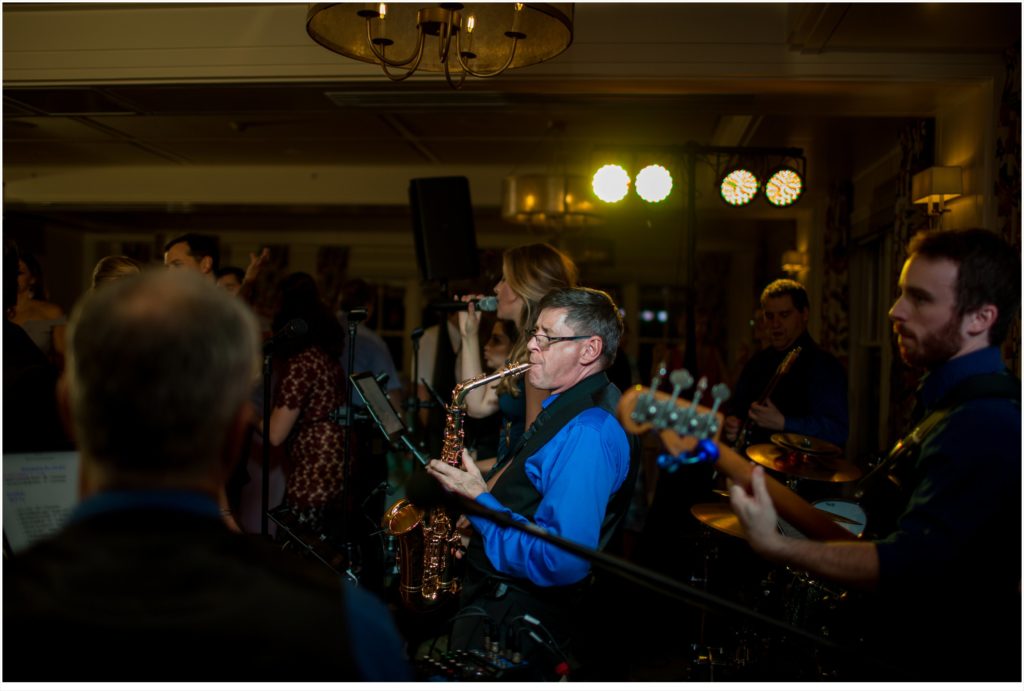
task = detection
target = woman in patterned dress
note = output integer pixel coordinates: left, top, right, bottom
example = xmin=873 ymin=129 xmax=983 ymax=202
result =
xmin=263 ymin=272 xmax=348 ymax=535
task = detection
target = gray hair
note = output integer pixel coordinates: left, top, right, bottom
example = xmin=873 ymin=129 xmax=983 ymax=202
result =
xmin=66 ymin=270 xmax=260 ymax=480
xmin=537 ymin=287 xmax=622 ymax=368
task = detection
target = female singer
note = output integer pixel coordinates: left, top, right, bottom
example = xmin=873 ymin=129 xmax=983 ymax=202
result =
xmin=458 ymin=243 xmax=577 ymax=466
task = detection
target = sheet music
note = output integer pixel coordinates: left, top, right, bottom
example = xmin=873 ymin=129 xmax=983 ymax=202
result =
xmin=3 ymin=451 xmax=80 ymax=553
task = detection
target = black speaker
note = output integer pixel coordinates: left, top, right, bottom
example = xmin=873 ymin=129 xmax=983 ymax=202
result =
xmin=409 ymin=176 xmax=479 ymax=283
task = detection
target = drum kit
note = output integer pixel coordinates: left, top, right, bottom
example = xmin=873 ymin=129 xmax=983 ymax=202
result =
xmin=691 ymin=433 xmax=865 ymax=538
xmin=685 ymin=433 xmax=866 ymax=679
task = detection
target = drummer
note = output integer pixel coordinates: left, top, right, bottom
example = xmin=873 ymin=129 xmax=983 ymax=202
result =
xmin=722 ymin=279 xmax=848 ymax=449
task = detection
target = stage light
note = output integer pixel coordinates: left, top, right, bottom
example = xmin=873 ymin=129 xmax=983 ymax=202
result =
xmin=592 ymin=164 xmax=630 ymax=203
xmin=635 ymin=164 xmax=673 ymax=203
xmin=765 ymin=167 xmax=804 ymax=207
xmin=720 ymin=168 xmax=759 ymax=206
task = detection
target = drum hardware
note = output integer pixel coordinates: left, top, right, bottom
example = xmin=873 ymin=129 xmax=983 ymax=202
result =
xmin=778 ymin=500 xmax=866 ymax=539
xmin=690 ymin=502 xmax=749 ymax=541
xmin=746 ymin=440 xmax=862 ymax=484
xmin=771 ymin=433 xmax=842 ymax=456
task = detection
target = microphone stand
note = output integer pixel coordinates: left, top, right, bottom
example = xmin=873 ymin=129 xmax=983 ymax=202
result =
xmin=260 ymin=350 xmax=272 ymax=537
xmin=433 ymin=490 xmax=900 ymax=676
xmin=341 ymin=308 xmax=367 ymax=577
xmin=407 ymin=327 xmax=425 ymax=431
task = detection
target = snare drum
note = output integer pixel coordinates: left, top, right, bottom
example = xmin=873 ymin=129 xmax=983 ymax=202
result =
xmin=778 ymin=499 xmax=867 ymax=539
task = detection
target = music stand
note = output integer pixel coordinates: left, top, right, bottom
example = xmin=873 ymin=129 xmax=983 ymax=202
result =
xmin=350 ymin=371 xmax=430 ymax=469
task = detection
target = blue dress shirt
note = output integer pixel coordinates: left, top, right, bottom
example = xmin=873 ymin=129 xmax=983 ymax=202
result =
xmin=468 ymin=392 xmax=630 ymax=587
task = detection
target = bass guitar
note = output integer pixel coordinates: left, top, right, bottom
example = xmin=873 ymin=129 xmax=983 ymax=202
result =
xmin=733 ymin=346 xmax=801 ymax=453
xmin=617 ymin=370 xmax=857 ymax=543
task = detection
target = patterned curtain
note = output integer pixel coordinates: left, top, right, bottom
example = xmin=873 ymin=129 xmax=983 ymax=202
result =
xmin=887 ymin=120 xmax=933 ymax=442
xmin=820 ymin=180 xmax=852 ymax=367
xmin=995 ymin=42 xmax=1022 ymax=376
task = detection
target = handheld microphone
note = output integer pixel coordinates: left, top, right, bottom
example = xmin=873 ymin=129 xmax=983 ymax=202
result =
xmin=263 ymin=318 xmax=308 ymax=353
xmin=427 ymin=296 xmax=498 ymax=312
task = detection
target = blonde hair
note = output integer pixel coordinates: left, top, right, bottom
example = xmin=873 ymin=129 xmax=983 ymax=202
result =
xmin=92 ymin=256 xmax=143 ymax=289
xmin=498 ymin=243 xmax=578 ymax=395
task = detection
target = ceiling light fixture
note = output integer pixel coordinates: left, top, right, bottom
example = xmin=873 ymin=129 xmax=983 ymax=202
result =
xmin=306 ymin=3 xmax=575 ymax=89
xmin=502 ymin=174 xmax=601 ymax=229
xmin=502 ymin=121 xmax=601 ymax=230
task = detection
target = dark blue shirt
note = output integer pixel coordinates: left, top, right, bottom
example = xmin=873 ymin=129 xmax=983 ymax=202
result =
xmin=875 ymin=347 xmax=1021 ymax=585
xmin=872 ymin=347 xmax=1021 ymax=680
xmin=71 ymin=490 xmax=411 ymax=682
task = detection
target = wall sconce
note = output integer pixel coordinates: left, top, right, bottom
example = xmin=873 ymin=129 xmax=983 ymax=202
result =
xmin=781 ymin=250 xmax=809 ymax=276
xmin=912 ymin=166 xmax=962 ymax=229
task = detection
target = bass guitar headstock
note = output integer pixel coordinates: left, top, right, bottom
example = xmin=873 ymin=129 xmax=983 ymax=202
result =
xmin=618 ymin=366 xmax=731 ymax=472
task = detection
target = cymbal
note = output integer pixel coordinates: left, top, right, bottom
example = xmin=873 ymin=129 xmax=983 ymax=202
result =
xmin=770 ymin=433 xmax=842 ymax=457
xmin=746 ymin=443 xmax=862 ymax=483
xmin=690 ymin=502 xmax=747 ymax=540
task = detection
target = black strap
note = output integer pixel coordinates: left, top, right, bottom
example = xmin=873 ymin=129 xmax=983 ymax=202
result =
xmin=486 ymin=372 xmax=612 ymax=482
xmin=854 ymin=371 xmax=1020 ymax=512
xmin=933 ymin=372 xmax=1020 ymax=410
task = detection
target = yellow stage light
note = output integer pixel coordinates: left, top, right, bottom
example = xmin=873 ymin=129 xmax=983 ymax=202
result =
xmin=592 ymin=164 xmax=630 ymax=203
xmin=635 ymin=164 xmax=673 ymax=203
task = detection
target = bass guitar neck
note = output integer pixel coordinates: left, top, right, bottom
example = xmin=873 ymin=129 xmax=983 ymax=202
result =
xmin=618 ymin=380 xmax=855 ymax=543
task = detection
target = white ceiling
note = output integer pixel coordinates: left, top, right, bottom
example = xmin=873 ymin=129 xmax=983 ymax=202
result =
xmin=2 ymin=2 xmax=1019 ymax=228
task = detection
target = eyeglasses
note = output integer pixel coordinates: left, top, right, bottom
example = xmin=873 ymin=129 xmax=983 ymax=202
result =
xmin=527 ymin=328 xmax=592 ymax=351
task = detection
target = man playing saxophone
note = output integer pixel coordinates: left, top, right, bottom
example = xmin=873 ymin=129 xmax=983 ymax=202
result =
xmin=427 ymin=287 xmax=634 ymax=677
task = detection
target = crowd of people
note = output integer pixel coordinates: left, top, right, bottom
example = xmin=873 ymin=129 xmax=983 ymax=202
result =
xmin=2 ymin=228 xmax=1019 ymax=682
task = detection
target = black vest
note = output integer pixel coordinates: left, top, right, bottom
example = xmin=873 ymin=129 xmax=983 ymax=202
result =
xmin=464 ymin=372 xmax=638 ymax=590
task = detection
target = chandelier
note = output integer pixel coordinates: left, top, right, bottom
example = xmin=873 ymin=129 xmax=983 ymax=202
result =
xmin=501 ymin=174 xmax=602 ymax=230
xmin=306 ymin=3 xmax=575 ymax=88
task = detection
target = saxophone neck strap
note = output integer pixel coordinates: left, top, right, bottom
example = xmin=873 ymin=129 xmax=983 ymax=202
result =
xmin=485 ymin=371 xmax=611 ymax=482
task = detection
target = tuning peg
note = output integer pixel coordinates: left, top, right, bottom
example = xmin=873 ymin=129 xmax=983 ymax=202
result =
xmin=668 ymin=369 xmax=693 ymax=391
xmin=709 ymin=383 xmax=730 ymax=416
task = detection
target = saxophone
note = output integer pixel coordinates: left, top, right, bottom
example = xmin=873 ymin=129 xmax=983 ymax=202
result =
xmin=383 ymin=361 xmax=532 ymax=610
